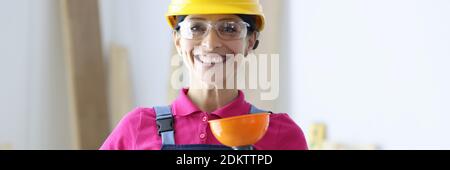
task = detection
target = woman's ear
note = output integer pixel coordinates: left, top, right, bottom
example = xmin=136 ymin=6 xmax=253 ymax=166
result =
xmin=247 ymin=32 xmax=259 ymax=51
xmin=173 ymin=30 xmax=182 ymax=56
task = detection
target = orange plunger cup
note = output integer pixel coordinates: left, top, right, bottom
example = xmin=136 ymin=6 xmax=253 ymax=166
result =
xmin=208 ymin=113 xmax=270 ymax=150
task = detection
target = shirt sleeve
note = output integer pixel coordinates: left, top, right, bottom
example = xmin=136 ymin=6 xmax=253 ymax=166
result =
xmin=99 ymin=107 xmax=143 ymax=150
xmin=274 ymin=114 xmax=309 ymax=150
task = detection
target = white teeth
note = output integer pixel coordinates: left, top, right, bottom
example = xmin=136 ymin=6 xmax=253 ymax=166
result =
xmin=197 ymin=54 xmax=224 ymax=64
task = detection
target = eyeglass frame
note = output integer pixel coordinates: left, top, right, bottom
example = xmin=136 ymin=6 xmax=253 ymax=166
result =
xmin=176 ymin=19 xmax=252 ymax=40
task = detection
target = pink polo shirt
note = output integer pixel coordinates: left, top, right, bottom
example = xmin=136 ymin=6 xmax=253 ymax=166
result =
xmin=100 ymin=88 xmax=308 ymax=150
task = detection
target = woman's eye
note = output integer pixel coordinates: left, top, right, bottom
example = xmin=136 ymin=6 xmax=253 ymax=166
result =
xmin=221 ymin=25 xmax=238 ymax=33
xmin=224 ymin=26 xmax=236 ymax=33
xmin=190 ymin=25 xmax=206 ymax=32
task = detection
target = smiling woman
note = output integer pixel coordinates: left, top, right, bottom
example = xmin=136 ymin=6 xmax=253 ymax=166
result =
xmin=100 ymin=0 xmax=308 ymax=150
xmin=174 ymin=14 xmax=258 ymax=95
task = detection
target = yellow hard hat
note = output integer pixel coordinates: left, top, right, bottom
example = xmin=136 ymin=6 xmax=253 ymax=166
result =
xmin=166 ymin=0 xmax=265 ymax=31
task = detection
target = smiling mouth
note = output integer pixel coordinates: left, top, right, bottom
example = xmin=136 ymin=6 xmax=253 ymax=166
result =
xmin=194 ymin=54 xmax=228 ymax=66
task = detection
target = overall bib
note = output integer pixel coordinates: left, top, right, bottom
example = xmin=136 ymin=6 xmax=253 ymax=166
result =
xmin=154 ymin=105 xmax=269 ymax=150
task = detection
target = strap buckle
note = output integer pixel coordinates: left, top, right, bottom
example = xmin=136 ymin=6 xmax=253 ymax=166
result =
xmin=156 ymin=117 xmax=173 ymax=135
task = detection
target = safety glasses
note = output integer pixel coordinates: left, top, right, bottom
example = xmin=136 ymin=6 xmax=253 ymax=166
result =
xmin=178 ymin=19 xmax=250 ymax=40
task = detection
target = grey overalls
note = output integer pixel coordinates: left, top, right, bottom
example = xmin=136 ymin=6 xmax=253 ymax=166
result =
xmin=154 ymin=105 xmax=269 ymax=150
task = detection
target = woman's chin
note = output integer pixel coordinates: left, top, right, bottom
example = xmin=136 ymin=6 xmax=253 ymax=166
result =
xmin=191 ymin=74 xmax=225 ymax=89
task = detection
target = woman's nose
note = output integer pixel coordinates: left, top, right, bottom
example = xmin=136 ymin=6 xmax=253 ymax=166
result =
xmin=201 ymin=29 xmax=223 ymax=50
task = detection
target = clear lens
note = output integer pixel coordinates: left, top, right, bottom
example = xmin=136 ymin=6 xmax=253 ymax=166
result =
xmin=178 ymin=20 xmax=249 ymax=40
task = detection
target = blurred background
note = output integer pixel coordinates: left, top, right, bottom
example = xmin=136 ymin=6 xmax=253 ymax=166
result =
xmin=1 ymin=0 xmax=449 ymax=150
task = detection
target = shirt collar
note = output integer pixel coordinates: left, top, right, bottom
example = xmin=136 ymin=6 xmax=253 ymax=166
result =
xmin=172 ymin=88 xmax=251 ymax=118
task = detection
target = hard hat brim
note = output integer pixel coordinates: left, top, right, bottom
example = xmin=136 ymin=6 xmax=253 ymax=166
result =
xmin=166 ymin=3 xmax=265 ymax=31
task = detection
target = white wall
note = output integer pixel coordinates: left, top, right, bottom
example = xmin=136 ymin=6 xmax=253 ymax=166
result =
xmin=0 ymin=0 xmax=182 ymax=149
xmin=99 ymin=0 xmax=172 ymax=110
xmin=0 ymin=0 xmax=73 ymax=149
xmin=287 ymin=0 xmax=450 ymax=149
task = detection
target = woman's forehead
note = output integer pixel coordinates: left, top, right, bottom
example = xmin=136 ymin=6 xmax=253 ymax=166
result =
xmin=185 ymin=14 xmax=242 ymax=21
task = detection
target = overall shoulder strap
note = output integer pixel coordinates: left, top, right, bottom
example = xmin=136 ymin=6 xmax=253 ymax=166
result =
xmin=249 ymin=104 xmax=272 ymax=114
xmin=154 ymin=105 xmax=175 ymax=145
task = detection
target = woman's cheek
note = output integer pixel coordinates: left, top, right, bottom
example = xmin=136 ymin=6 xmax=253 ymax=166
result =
xmin=180 ymin=49 xmax=193 ymax=71
xmin=227 ymin=41 xmax=246 ymax=56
